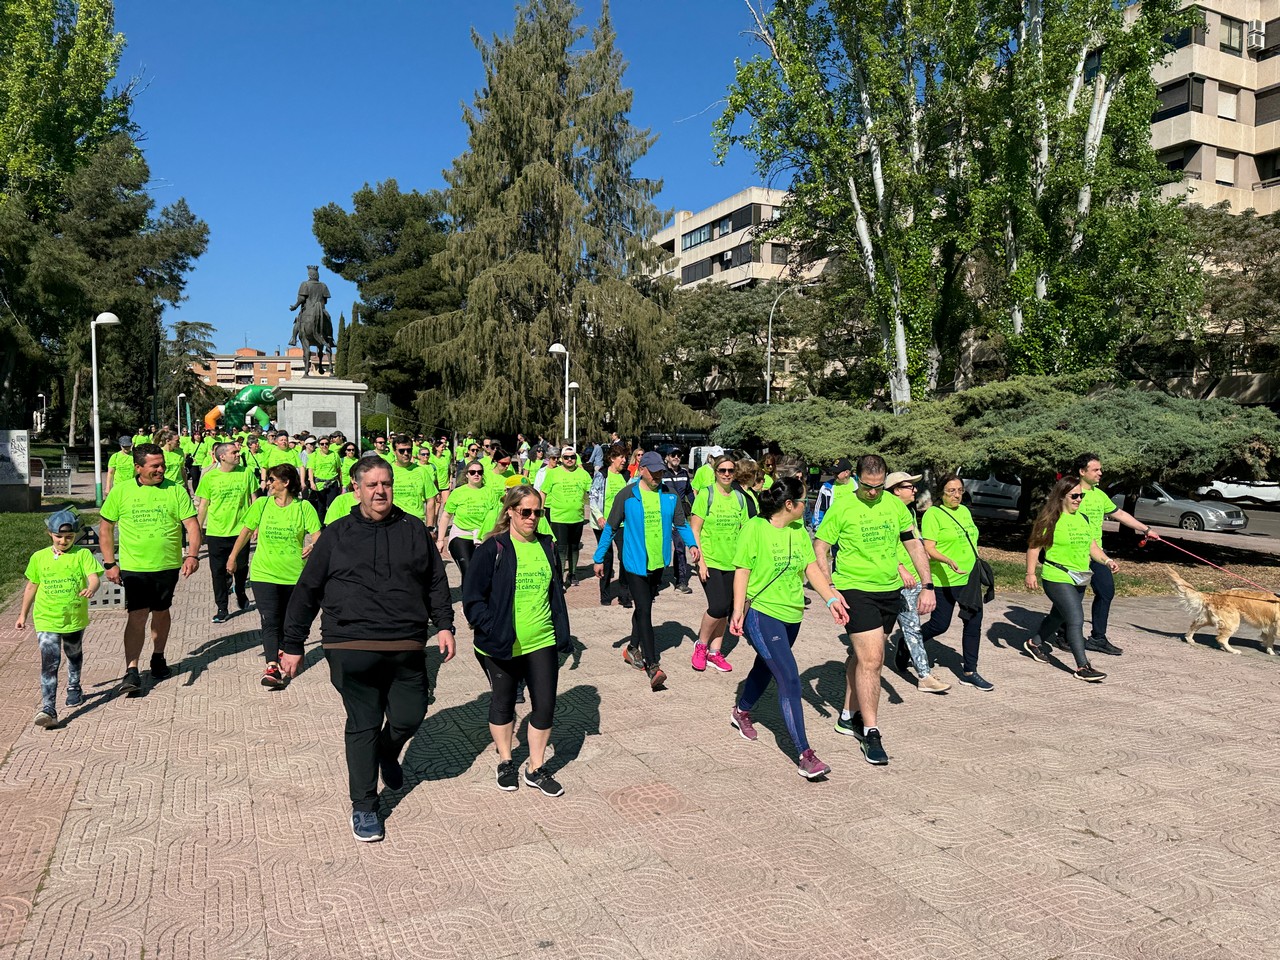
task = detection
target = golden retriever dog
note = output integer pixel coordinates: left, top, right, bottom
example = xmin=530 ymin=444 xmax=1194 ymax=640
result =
xmin=1167 ymin=566 xmax=1280 ymax=656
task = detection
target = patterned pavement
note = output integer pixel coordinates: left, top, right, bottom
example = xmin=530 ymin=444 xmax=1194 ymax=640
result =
xmin=1 ymin=540 xmax=1278 ymax=959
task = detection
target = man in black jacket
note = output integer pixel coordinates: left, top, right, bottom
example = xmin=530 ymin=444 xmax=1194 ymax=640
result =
xmin=282 ymin=457 xmax=456 ymax=843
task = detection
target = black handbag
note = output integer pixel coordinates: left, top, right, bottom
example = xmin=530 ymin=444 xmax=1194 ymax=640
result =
xmin=936 ymin=508 xmax=995 ymax=603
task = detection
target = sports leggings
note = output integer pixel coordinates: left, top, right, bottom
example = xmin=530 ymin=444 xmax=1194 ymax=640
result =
xmin=551 ymin=520 xmax=584 ymax=581
xmin=449 ymin=537 xmax=477 ymax=580
xmin=1038 ymin=579 xmax=1089 ymax=668
xmin=478 ymin=644 xmax=559 ymax=729
xmin=738 ymin=609 xmax=809 ymax=755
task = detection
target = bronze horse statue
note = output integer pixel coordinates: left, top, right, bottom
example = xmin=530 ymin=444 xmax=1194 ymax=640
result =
xmin=289 ymin=265 xmax=335 ymax=377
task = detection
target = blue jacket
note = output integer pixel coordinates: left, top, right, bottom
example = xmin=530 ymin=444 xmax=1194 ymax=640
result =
xmin=592 ymin=480 xmax=696 ymax=576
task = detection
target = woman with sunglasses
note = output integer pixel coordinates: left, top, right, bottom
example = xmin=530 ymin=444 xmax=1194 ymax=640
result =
xmin=540 ymin=446 xmax=592 ymax=589
xmin=436 ymin=460 xmax=494 ymax=578
xmin=886 ymin=473 xmax=951 ymax=694
xmin=596 ymin=443 xmax=633 ymax=608
xmin=729 ymin=476 xmax=849 ymax=779
xmin=463 ymin=486 xmax=572 ymax=796
xmin=338 ymin=442 xmax=360 ymax=491
xmin=688 ymin=454 xmax=748 ymax=673
xmin=1024 ymin=477 xmax=1116 ymax=682
xmin=453 ymin=442 xmax=483 ymax=487
xmin=227 ymin=464 xmax=321 ymax=688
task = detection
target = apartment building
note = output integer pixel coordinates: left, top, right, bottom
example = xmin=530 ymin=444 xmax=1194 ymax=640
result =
xmin=1154 ymin=3 xmax=1280 ymax=212
xmin=653 ymin=186 xmax=825 ymax=289
xmin=191 ymin=347 xmax=321 ymax=389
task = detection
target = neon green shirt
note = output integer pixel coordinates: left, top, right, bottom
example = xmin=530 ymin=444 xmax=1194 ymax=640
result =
xmin=542 ymin=466 xmax=591 ymax=524
xmin=732 ymin=517 xmax=816 ymax=624
xmin=510 ymin=536 xmax=556 ymax=657
xmin=179 ymin=436 xmax=195 ymax=456
xmin=325 ymin=491 xmax=358 ymax=526
xmin=163 ymin=450 xmax=185 ymax=485
xmin=266 ymin=446 xmax=301 ymax=470
xmin=639 ymin=486 xmax=664 ymax=570
xmin=107 ymin=449 xmax=134 ymax=484
xmin=1080 ymin=486 xmax=1117 ymax=545
xmin=445 ymin=484 xmax=495 ymax=540
xmin=24 ymin=546 xmax=103 ymax=633
xmin=920 ymin=504 xmax=979 ymax=589
xmin=195 ymin=467 xmax=257 ymax=538
xmin=430 ymin=452 xmax=452 ymax=491
xmin=691 ymin=463 xmax=714 ymax=492
xmin=100 ymin=478 xmax=196 ymax=572
xmin=339 ymin=455 xmax=359 ymax=489
xmin=816 ymin=493 xmax=915 ymax=593
xmin=1041 ymin=510 xmax=1094 ymax=584
xmin=242 ymin=447 xmax=266 ymax=479
xmin=309 ymin=448 xmax=340 ymax=481
xmin=192 ymin=437 xmax=215 ymax=468
xmin=692 ymin=486 xmax=748 ymax=571
xmin=132 ymin=433 xmax=151 ymax=447
xmin=604 ymin=471 xmax=629 ymax=520
xmin=391 ymin=462 xmax=429 ymax=518
xmin=241 ymin=496 xmax=320 ymax=585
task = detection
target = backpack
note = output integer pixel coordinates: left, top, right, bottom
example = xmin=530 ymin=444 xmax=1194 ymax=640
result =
xmin=703 ymin=484 xmax=747 ymax=516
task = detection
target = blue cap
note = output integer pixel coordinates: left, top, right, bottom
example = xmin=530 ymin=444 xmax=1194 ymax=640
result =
xmin=118 ymin=436 xmax=133 ymax=447
xmin=46 ymin=508 xmax=82 ymax=533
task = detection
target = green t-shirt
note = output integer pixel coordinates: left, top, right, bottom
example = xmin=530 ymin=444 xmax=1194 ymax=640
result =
xmin=1041 ymin=509 xmax=1095 ymax=584
xmin=193 ymin=437 xmax=216 ymax=467
xmin=1080 ymin=486 xmax=1117 ymax=544
xmin=339 ymin=455 xmax=359 ymax=489
xmin=242 ymin=496 xmax=320 ymax=585
xmin=196 ymin=466 xmax=257 ymax=538
xmin=325 ymin=491 xmax=358 ymax=526
xmin=692 ymin=487 xmax=749 ymax=571
xmin=24 ymin=546 xmax=104 ymax=633
xmin=391 ymin=462 xmax=429 ymax=518
xmin=132 ymin=433 xmax=151 ymax=447
xmin=639 ymin=486 xmax=665 ymax=570
xmin=266 ymin=446 xmax=301 ymax=470
xmin=732 ymin=517 xmax=817 ymax=624
xmin=309 ymin=448 xmax=340 ymax=481
xmin=430 ymin=452 xmax=452 ymax=490
xmin=100 ymin=478 xmax=197 ymax=572
xmin=445 ymin=484 xmax=495 ymax=539
xmin=510 ymin=536 xmax=556 ymax=657
xmin=179 ymin=436 xmax=195 ymax=456
xmin=604 ymin=471 xmax=629 ymax=520
xmin=163 ymin=449 xmax=186 ymax=485
xmin=107 ymin=449 xmax=134 ymax=483
xmin=242 ymin=448 xmax=266 ymax=478
xmin=691 ymin=463 xmax=714 ymax=492
xmin=920 ymin=504 xmax=979 ymax=588
xmin=542 ymin=467 xmax=592 ymax=524
xmin=816 ymin=492 xmax=915 ymax=593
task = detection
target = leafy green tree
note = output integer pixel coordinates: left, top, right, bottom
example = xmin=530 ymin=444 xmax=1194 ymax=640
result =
xmin=400 ymin=0 xmax=693 ymax=438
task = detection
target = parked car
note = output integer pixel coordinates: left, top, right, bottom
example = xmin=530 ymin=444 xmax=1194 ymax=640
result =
xmin=959 ymin=466 xmax=1022 ymax=511
xmin=1195 ymin=478 xmax=1280 ymax=505
xmin=1114 ymin=482 xmax=1248 ymax=533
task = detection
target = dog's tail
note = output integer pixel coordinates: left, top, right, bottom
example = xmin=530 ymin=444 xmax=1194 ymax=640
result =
xmin=1167 ymin=565 xmax=1207 ymax=612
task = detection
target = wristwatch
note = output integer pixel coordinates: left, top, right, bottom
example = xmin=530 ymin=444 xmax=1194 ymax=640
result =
xmin=103 ymin=561 xmax=118 ymax=570
xmin=923 ymin=583 xmax=935 ymax=590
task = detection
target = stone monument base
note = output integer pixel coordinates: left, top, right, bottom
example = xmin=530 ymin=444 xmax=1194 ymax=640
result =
xmin=273 ymin=378 xmax=368 ymax=442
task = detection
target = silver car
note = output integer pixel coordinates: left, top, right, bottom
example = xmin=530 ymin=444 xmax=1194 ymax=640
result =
xmin=1121 ymin=482 xmax=1248 ymax=533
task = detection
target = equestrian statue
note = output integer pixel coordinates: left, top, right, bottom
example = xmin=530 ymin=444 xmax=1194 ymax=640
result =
xmin=289 ymin=264 xmax=335 ymax=376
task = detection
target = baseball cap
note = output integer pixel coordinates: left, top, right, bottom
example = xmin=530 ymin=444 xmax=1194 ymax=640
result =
xmin=118 ymin=436 xmax=133 ymax=448
xmin=884 ymin=471 xmax=923 ymax=490
xmin=639 ymin=451 xmax=666 ymax=473
xmin=834 ymin=458 xmax=853 ymax=474
xmin=560 ymin=445 xmax=576 ymax=456
xmin=46 ymin=508 xmax=82 ymax=533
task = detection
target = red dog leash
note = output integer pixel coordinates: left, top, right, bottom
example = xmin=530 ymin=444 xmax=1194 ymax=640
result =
xmin=1140 ymin=534 xmax=1279 ymax=596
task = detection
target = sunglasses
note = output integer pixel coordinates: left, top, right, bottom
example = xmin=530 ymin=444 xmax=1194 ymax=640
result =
xmin=395 ymin=447 xmax=412 ymax=454
xmin=895 ymin=483 xmax=916 ymax=491
xmin=1068 ymin=492 xmax=1085 ymax=501
xmin=468 ymin=447 xmax=479 ymax=452
xmin=375 ymin=440 xmax=387 ymax=444
xmin=467 ymin=470 xmax=484 ymax=477
xmin=716 ymin=467 xmax=736 ymax=475
xmin=497 ymin=460 xmax=511 ymax=468
xmin=515 ymin=507 xmax=545 ymax=519
xmin=561 ymin=456 xmax=575 ymax=462
xmin=858 ymin=479 xmax=886 ymax=492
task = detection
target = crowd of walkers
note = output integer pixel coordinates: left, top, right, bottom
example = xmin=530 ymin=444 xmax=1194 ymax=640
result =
xmin=16 ymin=420 xmax=1158 ymax=842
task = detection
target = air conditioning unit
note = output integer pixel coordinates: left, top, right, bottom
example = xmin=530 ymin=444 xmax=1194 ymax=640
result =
xmin=722 ymin=251 xmax=733 ymax=262
xmin=1247 ymin=20 xmax=1266 ymax=51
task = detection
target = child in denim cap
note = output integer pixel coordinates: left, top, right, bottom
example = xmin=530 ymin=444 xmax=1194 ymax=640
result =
xmin=14 ymin=509 xmax=104 ymax=728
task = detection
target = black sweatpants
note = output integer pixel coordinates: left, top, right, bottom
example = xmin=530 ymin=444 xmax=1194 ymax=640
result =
xmin=551 ymin=520 xmax=585 ymax=582
xmin=598 ymin=525 xmax=631 ymax=603
xmin=622 ymin=568 xmax=664 ymax=666
xmin=251 ymin=580 xmax=294 ymax=663
xmin=206 ymin=535 xmax=248 ymax=614
xmin=325 ymin=647 xmax=430 ymax=812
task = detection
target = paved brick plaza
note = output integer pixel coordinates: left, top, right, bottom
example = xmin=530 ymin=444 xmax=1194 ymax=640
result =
xmin=1 ymin=550 xmax=1278 ymax=959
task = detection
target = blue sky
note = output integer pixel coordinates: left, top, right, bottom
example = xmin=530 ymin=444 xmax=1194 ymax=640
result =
xmin=114 ymin=0 xmax=768 ymax=353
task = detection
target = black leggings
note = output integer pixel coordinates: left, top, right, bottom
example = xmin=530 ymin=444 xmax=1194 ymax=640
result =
xmin=449 ymin=537 xmax=477 ymax=579
xmin=479 ymin=645 xmax=559 ymax=729
xmin=1039 ymin=579 xmax=1089 ymax=668
xmin=551 ymin=521 xmax=585 ymax=581
xmin=622 ymin=568 xmax=664 ymax=665
xmin=700 ymin=566 xmax=735 ymax=619
xmin=252 ymin=580 xmax=295 ymax=663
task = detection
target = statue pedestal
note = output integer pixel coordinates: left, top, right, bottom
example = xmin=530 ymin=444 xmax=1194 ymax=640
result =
xmin=273 ymin=378 xmax=368 ymax=441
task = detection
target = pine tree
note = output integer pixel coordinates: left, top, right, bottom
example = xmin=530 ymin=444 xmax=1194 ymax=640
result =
xmin=400 ymin=0 xmax=692 ymax=438
xmin=334 ymin=312 xmax=347 ymax=378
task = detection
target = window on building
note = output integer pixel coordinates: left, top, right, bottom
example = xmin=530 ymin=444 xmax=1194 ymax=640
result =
xmin=1165 ymin=12 xmax=1206 ymax=49
xmin=258 ymin=361 xmax=266 ymax=370
xmin=277 ymin=363 xmax=287 ymax=372
xmin=717 ymin=215 xmax=732 ymax=237
xmin=730 ymin=205 xmax=754 ymax=233
xmin=681 ymin=223 xmax=712 ymax=251
xmin=1219 ymin=85 xmax=1239 ymax=120
xmin=1083 ymin=49 xmax=1103 ymax=83
xmin=770 ymin=243 xmax=790 ymax=265
xmin=681 ymin=257 xmax=714 ymax=284
xmin=1154 ymin=77 xmax=1205 ymax=120
xmin=1158 ymin=148 xmax=1189 ymax=173
xmin=1257 ymin=150 xmax=1280 ymax=183
xmin=1257 ymin=85 xmax=1280 ymax=124
xmin=1216 ymin=150 xmax=1237 ymax=186
xmin=1220 ymin=16 xmax=1244 ymax=56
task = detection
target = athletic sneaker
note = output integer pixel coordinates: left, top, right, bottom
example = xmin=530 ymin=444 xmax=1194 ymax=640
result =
xmin=150 ymin=654 xmax=172 ymax=680
xmin=351 ymin=810 xmax=384 ymax=842
xmin=1085 ymin=637 xmax=1123 ymax=656
xmin=960 ymin=671 xmax=994 ymax=692
xmin=1074 ymin=665 xmax=1107 ymax=683
xmin=676 ymin=582 xmax=693 ymax=595
xmin=622 ymin=645 xmax=645 ymax=670
xmin=730 ymin=706 xmax=758 ymax=742
xmin=691 ymin=642 xmax=708 ymax=672
xmin=1025 ymin=638 xmax=1051 ymax=663
xmin=119 ymin=667 xmax=142 ymax=694
xmin=211 ymin=611 xmax=230 ymax=624
xmin=646 ymin=663 xmax=667 ymax=691
xmin=917 ymin=674 xmax=950 ymax=694
xmin=34 ymin=710 xmax=56 ymax=728
xmin=497 ymin=759 xmax=520 ymax=791
xmin=66 ymin=687 xmax=84 ymax=708
xmin=524 ymin=765 xmax=565 ymax=797
xmin=796 ymin=749 xmax=831 ymax=779
xmin=706 ymin=651 xmax=733 ymax=673
xmin=619 ymin=597 xmax=633 ymax=609
xmin=859 ymin=728 xmax=889 ymax=766
xmin=261 ymin=664 xmax=286 ymax=688
xmin=236 ymin=594 xmax=251 ymax=612
xmin=834 ymin=713 xmax=860 ymax=737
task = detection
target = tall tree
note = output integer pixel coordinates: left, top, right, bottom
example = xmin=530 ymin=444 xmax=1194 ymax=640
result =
xmin=400 ymin=0 xmax=692 ymax=438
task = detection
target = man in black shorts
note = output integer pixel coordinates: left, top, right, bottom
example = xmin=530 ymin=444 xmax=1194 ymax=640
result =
xmin=99 ymin=444 xmax=201 ymax=693
xmin=814 ymin=454 xmax=934 ymax=766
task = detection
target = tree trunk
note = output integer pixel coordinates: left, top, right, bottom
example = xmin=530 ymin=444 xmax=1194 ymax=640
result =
xmin=67 ymin=368 xmax=80 ymax=446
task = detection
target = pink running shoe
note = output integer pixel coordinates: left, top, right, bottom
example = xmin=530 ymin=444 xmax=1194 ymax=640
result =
xmin=730 ymin=706 xmax=757 ymax=741
xmin=796 ymin=749 xmax=831 ymax=780
xmin=691 ymin=642 xmax=708 ymax=672
xmin=706 ymin=650 xmax=732 ymax=673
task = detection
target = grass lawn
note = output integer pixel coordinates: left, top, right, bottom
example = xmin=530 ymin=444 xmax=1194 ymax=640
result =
xmin=0 ymin=510 xmax=101 ymax=606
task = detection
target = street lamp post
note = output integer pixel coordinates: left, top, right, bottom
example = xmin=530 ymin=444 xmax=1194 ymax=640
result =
xmin=568 ymin=381 xmax=579 ymax=449
xmin=765 ymin=282 xmax=816 ymax=405
xmin=91 ymin=312 xmax=121 ymax=504
xmin=548 ymin=342 xmax=569 ymax=446
xmin=176 ymin=392 xmax=186 ymax=431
